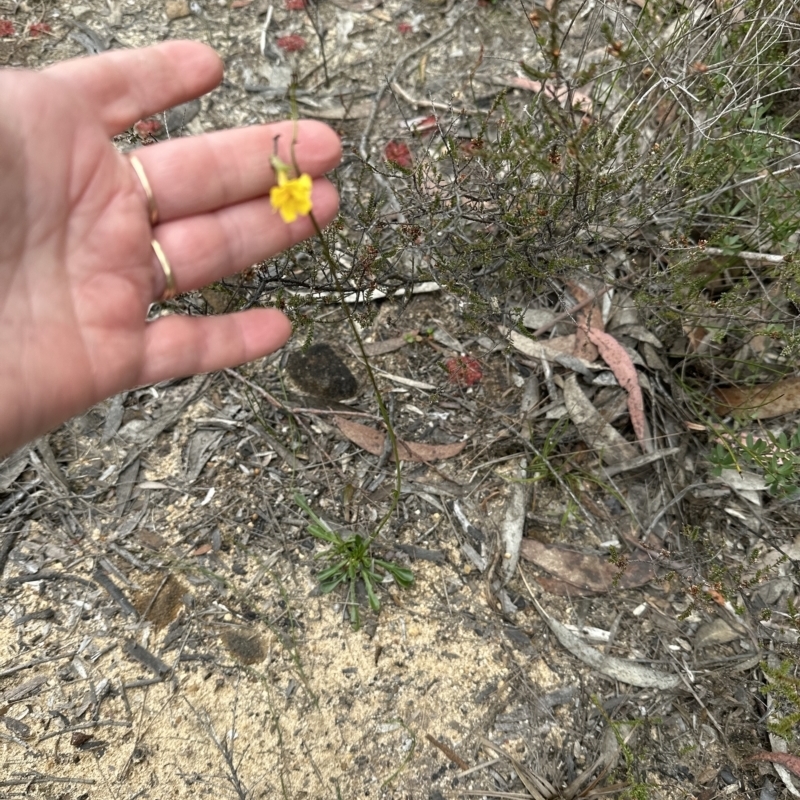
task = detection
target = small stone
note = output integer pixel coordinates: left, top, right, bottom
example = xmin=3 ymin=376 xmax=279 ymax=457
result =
xmin=285 ymin=343 xmax=358 ymax=400
xmin=164 ymin=98 xmax=201 ymax=133
xmin=165 ymin=0 xmax=190 ymax=19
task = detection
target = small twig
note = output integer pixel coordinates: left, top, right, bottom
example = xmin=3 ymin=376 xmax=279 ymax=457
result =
xmin=259 ymin=4 xmax=272 ymax=57
xmin=389 ymin=81 xmax=479 ymax=115
xmin=223 ymin=368 xmax=282 ymax=409
xmin=525 ymin=439 xmax=608 ymax=542
xmin=122 ymin=639 xmax=170 ymax=679
xmin=601 ymin=446 xmax=680 ymax=478
xmin=0 ymin=650 xmax=77 ymax=679
xmin=223 ymin=367 xmax=379 ymax=419
xmin=92 ymin=568 xmax=138 ymax=617
xmin=689 ymin=246 xmax=793 ymax=265
xmin=4 ymin=570 xmax=95 ymax=588
xmin=303 ymin=0 xmax=329 ymax=87
xmin=119 ymin=679 xmax=181 ymax=780
xmin=0 ymin=519 xmax=22 ymax=579
xmin=426 ymin=733 xmax=470 ymax=770
xmin=456 ymin=757 xmax=501 ymax=779
xmin=136 ymin=572 xmax=172 ymax=627
xmin=286 ymin=406 xmax=378 ymax=419
xmin=286 ymin=280 xmax=441 ymax=304
xmin=37 ymin=719 xmax=132 ymax=743
xmin=0 ymin=773 xmax=96 ymax=788
xmin=643 ymin=482 xmax=706 ymax=536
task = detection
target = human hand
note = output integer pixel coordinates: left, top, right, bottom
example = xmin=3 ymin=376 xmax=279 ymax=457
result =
xmin=0 ymin=41 xmax=341 ymax=456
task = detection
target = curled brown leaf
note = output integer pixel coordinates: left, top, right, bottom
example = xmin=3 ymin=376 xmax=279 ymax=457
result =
xmin=336 ymin=418 xmax=466 ymax=462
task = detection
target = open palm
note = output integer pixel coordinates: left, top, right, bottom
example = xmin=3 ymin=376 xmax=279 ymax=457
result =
xmin=0 ymin=41 xmax=341 ymax=454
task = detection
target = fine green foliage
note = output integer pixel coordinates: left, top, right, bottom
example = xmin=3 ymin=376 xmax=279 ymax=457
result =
xmin=761 ymin=656 xmax=800 ymax=741
xmin=709 ymin=428 xmax=800 ymax=497
xmin=237 ymin=0 xmax=800 ymax=426
xmin=294 ymin=493 xmax=414 ymax=629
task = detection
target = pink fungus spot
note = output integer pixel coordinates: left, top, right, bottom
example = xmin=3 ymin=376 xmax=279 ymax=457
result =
xmin=410 ymin=114 xmax=437 ymax=133
xmin=277 ymin=34 xmax=306 ymax=52
xmin=384 ymin=140 xmax=412 ymax=169
xmin=29 ymin=22 xmax=51 ymax=37
xmin=446 ymin=356 xmax=483 ymax=387
xmin=285 ymin=0 xmax=305 ymax=8
xmin=397 ymin=22 xmax=412 ymax=34
xmin=0 ymin=19 xmax=15 ymax=37
xmin=134 ymin=118 xmax=163 ymax=138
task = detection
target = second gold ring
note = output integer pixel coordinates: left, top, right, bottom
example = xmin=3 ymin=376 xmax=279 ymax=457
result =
xmin=151 ymin=240 xmax=177 ymax=302
xmin=129 ymin=154 xmax=159 ymax=226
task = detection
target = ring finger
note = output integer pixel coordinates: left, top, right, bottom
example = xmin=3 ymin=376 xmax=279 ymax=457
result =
xmin=148 ymin=178 xmax=339 ymax=298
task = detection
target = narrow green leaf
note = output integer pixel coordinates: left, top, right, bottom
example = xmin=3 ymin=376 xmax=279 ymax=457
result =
xmin=363 ymin=575 xmax=381 ymax=612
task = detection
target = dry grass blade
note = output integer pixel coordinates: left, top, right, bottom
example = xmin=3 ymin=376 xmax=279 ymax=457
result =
xmin=478 ymin=736 xmax=557 ymax=800
xmin=562 ymin=725 xmax=631 ymax=800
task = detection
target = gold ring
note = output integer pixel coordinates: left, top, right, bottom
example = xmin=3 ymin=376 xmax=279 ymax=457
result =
xmin=151 ymin=240 xmax=177 ymax=302
xmin=129 ymin=154 xmax=159 ymax=226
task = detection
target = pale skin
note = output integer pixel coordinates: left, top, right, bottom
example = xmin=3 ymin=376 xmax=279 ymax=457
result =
xmin=0 ymin=41 xmax=342 ymax=456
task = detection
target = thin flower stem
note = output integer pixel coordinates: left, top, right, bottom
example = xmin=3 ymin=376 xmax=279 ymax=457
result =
xmin=307 ymin=211 xmax=403 ymax=542
xmin=286 ymin=83 xmax=401 ymax=542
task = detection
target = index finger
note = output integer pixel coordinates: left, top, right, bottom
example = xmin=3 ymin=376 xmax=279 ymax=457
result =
xmin=45 ymin=41 xmax=223 ymax=136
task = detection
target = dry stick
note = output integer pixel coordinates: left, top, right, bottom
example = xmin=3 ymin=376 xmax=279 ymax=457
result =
xmin=526 ymin=438 xmax=608 ymax=542
xmin=716 ymin=160 xmax=800 ymax=193
xmin=119 ymin=680 xmax=182 ymax=780
xmin=223 ymin=367 xmax=283 ymax=410
xmin=0 ymin=519 xmax=22 ymax=579
xmin=285 ymin=406 xmax=378 ymax=419
xmin=455 ymin=758 xmax=502 ymax=779
xmin=643 ymin=481 xmax=705 ymax=537
xmin=37 ymin=719 xmax=131 ymax=743
xmin=0 ymin=651 xmax=76 ymax=680
xmin=223 ymin=368 xmax=379 ymax=419
xmin=389 ymin=81 xmax=480 ymax=115
xmin=425 ymin=733 xmax=470 ymax=771
xmin=303 ymin=0 xmax=329 ymax=87
xmin=689 ymin=246 xmax=791 ymax=265
xmin=359 ymin=10 xmax=468 ymax=159
xmin=0 ymin=774 xmax=95 ymax=788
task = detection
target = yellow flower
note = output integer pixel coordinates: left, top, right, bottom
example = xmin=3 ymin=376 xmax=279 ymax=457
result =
xmin=270 ymin=168 xmax=313 ymax=223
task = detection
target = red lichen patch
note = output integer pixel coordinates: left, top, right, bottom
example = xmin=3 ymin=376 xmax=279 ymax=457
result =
xmin=277 ymin=34 xmax=306 ymax=52
xmin=285 ymin=0 xmax=305 ymax=8
xmin=134 ymin=118 xmax=163 ymax=139
xmin=446 ymin=356 xmax=483 ymax=387
xmin=397 ymin=22 xmax=413 ymax=34
xmin=384 ymin=140 xmax=412 ymax=169
xmin=29 ymin=22 xmax=51 ymax=37
xmin=0 ymin=19 xmax=15 ymax=37
xmin=408 ymin=114 xmax=437 ymax=133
